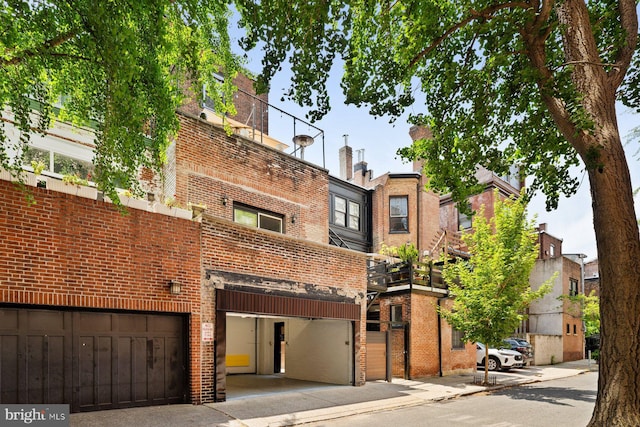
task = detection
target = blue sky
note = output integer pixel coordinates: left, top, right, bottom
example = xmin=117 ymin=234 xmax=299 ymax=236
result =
xmin=240 ymin=49 xmax=640 ymax=262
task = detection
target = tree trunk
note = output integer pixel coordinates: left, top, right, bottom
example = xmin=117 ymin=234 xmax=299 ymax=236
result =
xmin=586 ymin=136 xmax=640 ymax=426
xmin=484 ymin=346 xmax=489 ymax=385
xmin=542 ymin=1 xmax=640 ymax=422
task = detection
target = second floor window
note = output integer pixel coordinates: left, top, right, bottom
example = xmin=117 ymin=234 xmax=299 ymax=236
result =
xmin=333 ymin=196 xmax=360 ymax=230
xmin=569 ymin=278 xmax=579 ymax=296
xmin=458 ymin=208 xmax=472 ymax=230
xmin=389 ymin=196 xmax=408 ymax=233
xmin=348 ymin=200 xmax=360 ymax=230
xmin=23 ymin=146 xmax=95 ymax=182
xmin=234 ymin=204 xmax=283 ymax=233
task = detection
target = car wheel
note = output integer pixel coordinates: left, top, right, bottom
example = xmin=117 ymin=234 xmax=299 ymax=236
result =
xmin=487 ymin=356 xmax=500 ymax=371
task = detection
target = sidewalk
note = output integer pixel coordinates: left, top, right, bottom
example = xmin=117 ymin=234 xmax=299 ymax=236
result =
xmin=70 ymin=359 xmax=597 ymax=427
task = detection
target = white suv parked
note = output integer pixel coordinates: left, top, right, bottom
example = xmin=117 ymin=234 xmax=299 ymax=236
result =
xmin=476 ymin=342 xmax=524 ymax=371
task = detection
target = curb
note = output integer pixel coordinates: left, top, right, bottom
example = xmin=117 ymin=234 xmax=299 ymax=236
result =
xmin=226 ymin=367 xmax=594 ymax=427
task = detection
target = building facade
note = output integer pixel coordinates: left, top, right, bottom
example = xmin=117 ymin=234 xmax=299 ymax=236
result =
xmin=527 ymin=224 xmax=585 ymax=364
xmin=1 ymin=79 xmax=368 ymax=411
xmin=333 ymin=129 xmax=478 ymax=380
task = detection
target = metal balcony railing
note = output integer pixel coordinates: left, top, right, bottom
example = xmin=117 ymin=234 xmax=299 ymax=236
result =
xmin=205 ymin=85 xmax=326 ymax=169
xmin=366 ymin=260 xmax=449 ymax=292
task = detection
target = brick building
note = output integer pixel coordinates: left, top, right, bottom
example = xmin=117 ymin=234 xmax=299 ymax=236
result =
xmin=330 ymin=124 xmax=533 ymax=379
xmin=171 ymin=112 xmax=367 ymax=402
xmin=0 ymin=77 xmax=367 ymax=411
xmin=332 ymin=130 xmax=477 ymax=380
xmin=527 ymin=224 xmax=586 ymax=364
xmin=584 ymin=258 xmax=600 ymax=297
xmin=0 ymin=177 xmax=202 ymax=411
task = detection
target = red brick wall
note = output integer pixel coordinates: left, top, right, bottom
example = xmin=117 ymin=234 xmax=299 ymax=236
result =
xmin=368 ymin=174 xmax=440 ymax=255
xmin=178 ymin=73 xmax=269 ymax=135
xmin=379 ymin=293 xmax=475 ymax=378
xmin=562 ymin=258 xmax=584 ymax=361
xmin=537 ymin=226 xmax=563 ymax=260
xmin=408 ymin=293 xmax=440 ymax=377
xmin=200 ymin=215 xmax=368 ymax=388
xmin=438 ymin=299 xmax=476 ymax=374
xmin=174 ymin=113 xmax=329 ymax=244
xmin=0 ymin=180 xmax=204 ymax=403
xmin=440 ymin=188 xmax=500 ymax=233
xmin=379 ymin=293 xmax=410 ymax=377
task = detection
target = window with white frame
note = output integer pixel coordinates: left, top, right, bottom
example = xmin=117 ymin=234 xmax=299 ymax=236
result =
xmin=348 ymin=200 xmax=360 ymax=230
xmin=24 ymin=147 xmax=95 ymax=181
xmin=17 ymin=123 xmax=96 ymax=182
xmin=234 ymin=204 xmax=284 ymax=233
xmin=389 ymin=196 xmax=409 ymax=233
xmin=333 ymin=196 xmax=360 ymax=231
xmin=334 ymin=196 xmax=347 ymax=227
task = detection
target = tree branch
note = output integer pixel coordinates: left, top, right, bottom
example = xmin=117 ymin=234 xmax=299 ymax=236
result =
xmin=1 ymin=30 xmax=79 ymax=67
xmin=408 ymin=1 xmax=531 ymax=68
xmin=519 ymin=1 xmax=582 ymax=153
xmin=610 ymin=0 xmax=638 ymax=88
xmin=562 ymin=60 xmax=620 ymax=69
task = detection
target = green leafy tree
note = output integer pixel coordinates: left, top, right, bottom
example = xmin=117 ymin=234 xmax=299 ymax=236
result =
xmin=439 ymin=192 xmax=551 ymax=385
xmin=0 ymin=1 xmax=242 ymax=201
xmin=562 ymin=291 xmax=601 ymax=337
xmin=237 ymin=1 xmax=640 ymax=423
xmin=380 ymin=242 xmax=420 ymax=264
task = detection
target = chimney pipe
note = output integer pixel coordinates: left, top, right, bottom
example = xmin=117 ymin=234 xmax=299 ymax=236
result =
xmin=339 ymin=136 xmax=353 ymax=181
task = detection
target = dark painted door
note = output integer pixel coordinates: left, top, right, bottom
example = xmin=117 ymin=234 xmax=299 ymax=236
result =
xmin=273 ymin=322 xmax=285 ymax=374
xmin=0 ymin=307 xmax=186 ymax=412
xmin=0 ymin=309 xmax=72 ymax=404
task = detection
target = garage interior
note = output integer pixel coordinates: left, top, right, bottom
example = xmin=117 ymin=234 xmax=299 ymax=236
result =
xmin=214 ymin=288 xmax=363 ymax=401
xmin=225 ymin=314 xmax=353 ymax=387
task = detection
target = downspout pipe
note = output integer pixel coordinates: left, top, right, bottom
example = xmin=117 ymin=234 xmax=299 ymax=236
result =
xmin=437 ymin=297 xmax=443 ymax=377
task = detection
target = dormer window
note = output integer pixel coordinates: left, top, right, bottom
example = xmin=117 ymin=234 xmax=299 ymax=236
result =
xmin=332 ymin=196 xmax=360 ymax=231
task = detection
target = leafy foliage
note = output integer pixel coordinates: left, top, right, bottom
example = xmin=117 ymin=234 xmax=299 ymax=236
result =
xmin=562 ymin=291 xmax=601 ymax=337
xmin=237 ymin=8 xmax=640 ymax=414
xmin=1 ymin=0 xmax=242 ymax=201
xmin=439 ymin=191 xmax=551 ymax=380
xmin=379 ymin=242 xmax=420 ymax=263
xmin=237 ymin=0 xmax=638 ymax=210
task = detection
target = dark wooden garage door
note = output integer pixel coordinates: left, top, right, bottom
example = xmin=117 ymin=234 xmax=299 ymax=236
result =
xmin=0 ymin=307 xmax=186 ymax=412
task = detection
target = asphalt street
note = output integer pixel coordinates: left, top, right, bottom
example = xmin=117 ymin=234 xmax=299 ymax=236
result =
xmin=303 ymin=372 xmax=597 ymax=427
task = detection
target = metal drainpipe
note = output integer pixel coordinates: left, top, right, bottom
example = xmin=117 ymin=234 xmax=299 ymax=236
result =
xmin=437 ymin=297 xmax=443 ymax=377
xmin=416 ymin=182 xmax=421 ymax=256
xmin=405 ymin=320 xmax=411 ymax=380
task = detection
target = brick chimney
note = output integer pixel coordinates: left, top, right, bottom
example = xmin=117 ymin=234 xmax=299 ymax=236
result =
xmin=353 ymin=149 xmax=370 ymax=187
xmin=409 ymin=126 xmax=432 ymax=173
xmin=409 ymin=125 xmax=432 ymax=142
xmin=339 ymin=141 xmax=353 ymax=181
